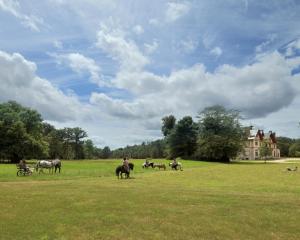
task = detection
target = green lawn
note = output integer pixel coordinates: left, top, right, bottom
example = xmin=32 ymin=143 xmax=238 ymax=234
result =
xmin=1 ymin=159 xmax=300 ymax=240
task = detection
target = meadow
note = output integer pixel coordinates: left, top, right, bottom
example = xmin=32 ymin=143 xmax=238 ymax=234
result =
xmin=1 ymin=159 xmax=300 ymax=240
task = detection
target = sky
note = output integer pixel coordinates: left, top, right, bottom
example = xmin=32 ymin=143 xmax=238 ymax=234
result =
xmin=0 ymin=0 xmax=300 ymax=149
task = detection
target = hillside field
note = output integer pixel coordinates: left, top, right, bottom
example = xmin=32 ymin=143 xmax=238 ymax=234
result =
xmin=1 ymin=159 xmax=300 ymax=240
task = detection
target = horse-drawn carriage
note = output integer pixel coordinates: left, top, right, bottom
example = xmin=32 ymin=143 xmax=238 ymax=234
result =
xmin=16 ymin=159 xmax=62 ymax=176
xmin=16 ymin=164 xmax=34 ymax=176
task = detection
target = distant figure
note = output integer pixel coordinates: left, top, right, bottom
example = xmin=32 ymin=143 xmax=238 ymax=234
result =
xmin=145 ymin=159 xmax=149 ymax=166
xmin=286 ymin=166 xmax=298 ymax=171
xmin=123 ymin=157 xmax=130 ymax=172
xmin=19 ymin=159 xmax=29 ymax=172
xmin=172 ymin=158 xmax=178 ymax=169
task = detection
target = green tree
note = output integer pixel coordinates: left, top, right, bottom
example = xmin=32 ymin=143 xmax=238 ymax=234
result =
xmin=167 ymin=116 xmax=197 ymax=158
xmin=83 ymin=139 xmax=95 ymax=159
xmin=102 ymin=146 xmax=111 ymax=159
xmin=64 ymin=127 xmax=88 ymax=159
xmin=259 ymin=141 xmax=272 ymax=163
xmin=289 ymin=140 xmax=300 ymax=157
xmin=197 ymin=105 xmax=244 ymax=162
xmin=161 ymin=115 xmax=176 ymax=137
xmin=277 ymin=137 xmax=295 ymax=157
xmin=0 ymin=101 xmax=48 ymax=162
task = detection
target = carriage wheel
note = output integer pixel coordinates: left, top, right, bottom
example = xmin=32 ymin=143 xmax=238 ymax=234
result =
xmin=17 ymin=170 xmax=24 ymax=176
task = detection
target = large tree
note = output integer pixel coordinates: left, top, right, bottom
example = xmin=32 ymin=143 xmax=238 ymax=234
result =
xmin=289 ymin=140 xmax=300 ymax=157
xmin=277 ymin=137 xmax=295 ymax=157
xmin=102 ymin=146 xmax=111 ymax=159
xmin=167 ymin=116 xmax=197 ymax=159
xmin=83 ymin=139 xmax=96 ymax=159
xmin=63 ymin=127 xmax=88 ymax=159
xmin=0 ymin=101 xmax=48 ymax=162
xmin=197 ymin=105 xmax=244 ymax=162
xmin=161 ymin=115 xmax=176 ymax=137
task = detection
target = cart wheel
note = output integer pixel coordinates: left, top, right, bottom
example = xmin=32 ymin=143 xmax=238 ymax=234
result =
xmin=17 ymin=170 xmax=23 ymax=176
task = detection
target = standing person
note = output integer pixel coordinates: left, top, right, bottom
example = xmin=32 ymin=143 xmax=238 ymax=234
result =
xmin=123 ymin=157 xmax=130 ymax=172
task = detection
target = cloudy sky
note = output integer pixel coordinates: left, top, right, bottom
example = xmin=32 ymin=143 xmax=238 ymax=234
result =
xmin=1 ymin=0 xmax=300 ymax=148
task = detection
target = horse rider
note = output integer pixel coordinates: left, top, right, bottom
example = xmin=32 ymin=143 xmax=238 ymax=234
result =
xmin=123 ymin=157 xmax=130 ymax=172
xmin=19 ymin=159 xmax=29 ymax=172
xmin=145 ymin=158 xmax=150 ymax=167
xmin=172 ymin=158 xmax=178 ymax=169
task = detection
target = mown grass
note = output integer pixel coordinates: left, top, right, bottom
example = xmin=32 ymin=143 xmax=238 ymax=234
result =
xmin=1 ymin=159 xmax=300 ymax=240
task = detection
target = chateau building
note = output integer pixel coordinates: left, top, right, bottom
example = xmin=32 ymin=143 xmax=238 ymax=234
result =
xmin=240 ymin=128 xmax=280 ymax=160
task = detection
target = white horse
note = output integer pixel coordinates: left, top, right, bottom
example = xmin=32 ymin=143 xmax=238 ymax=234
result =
xmin=169 ymin=162 xmax=183 ymax=171
xmin=36 ymin=159 xmax=61 ymax=174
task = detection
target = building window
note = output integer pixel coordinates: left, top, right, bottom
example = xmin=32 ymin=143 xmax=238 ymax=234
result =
xmin=255 ymin=141 xmax=258 ymax=146
xmin=255 ymin=151 xmax=258 ymax=157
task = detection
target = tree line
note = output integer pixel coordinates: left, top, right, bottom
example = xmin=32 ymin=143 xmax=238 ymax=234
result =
xmin=0 ymin=101 xmax=112 ymax=163
xmin=1 ymin=101 xmax=299 ymax=163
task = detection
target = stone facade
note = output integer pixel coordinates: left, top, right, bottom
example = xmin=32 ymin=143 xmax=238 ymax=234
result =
xmin=240 ymin=128 xmax=280 ymax=160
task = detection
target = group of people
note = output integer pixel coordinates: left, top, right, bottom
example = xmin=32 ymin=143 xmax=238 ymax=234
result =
xmin=19 ymin=157 xmax=176 ymax=174
xmin=144 ymin=158 xmax=178 ymax=168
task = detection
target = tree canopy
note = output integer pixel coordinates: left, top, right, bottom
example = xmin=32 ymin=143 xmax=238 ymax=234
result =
xmin=196 ymin=105 xmax=245 ymax=162
xmin=0 ymin=101 xmax=48 ymax=162
xmin=166 ymin=116 xmax=197 ymax=159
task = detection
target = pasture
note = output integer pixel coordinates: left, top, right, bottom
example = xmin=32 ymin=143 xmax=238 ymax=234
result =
xmin=1 ymin=159 xmax=300 ymax=240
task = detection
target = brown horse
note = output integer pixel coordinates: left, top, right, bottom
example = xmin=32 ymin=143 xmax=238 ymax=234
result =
xmin=154 ymin=163 xmax=166 ymax=170
xmin=115 ymin=163 xmax=134 ymax=179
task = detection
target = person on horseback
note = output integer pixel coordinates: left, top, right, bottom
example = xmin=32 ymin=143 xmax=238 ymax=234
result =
xmin=172 ymin=158 xmax=178 ymax=169
xmin=145 ymin=158 xmax=150 ymax=167
xmin=123 ymin=157 xmax=130 ymax=172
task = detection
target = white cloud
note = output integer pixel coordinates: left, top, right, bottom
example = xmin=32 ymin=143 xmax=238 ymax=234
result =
xmin=96 ymin=19 xmax=149 ymax=71
xmin=133 ymin=25 xmax=144 ymax=35
xmin=144 ymin=40 xmax=158 ymax=54
xmin=0 ymin=0 xmax=44 ymax=31
xmin=255 ymin=34 xmax=277 ymax=53
xmin=0 ymin=50 xmax=85 ymax=121
xmin=165 ymin=2 xmax=190 ymax=22
xmin=202 ymin=33 xmax=222 ymax=57
xmin=90 ymin=50 xmax=300 ymax=121
xmin=180 ymin=39 xmax=198 ymax=53
xmin=53 ymin=40 xmax=63 ymax=49
xmin=149 ymin=18 xmax=159 ymax=26
xmin=210 ymin=46 xmax=223 ymax=57
xmin=285 ymin=38 xmax=300 ymax=57
xmin=53 ymin=53 xmax=104 ymax=86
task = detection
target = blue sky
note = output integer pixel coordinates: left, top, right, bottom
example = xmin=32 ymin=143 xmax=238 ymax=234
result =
xmin=0 ymin=0 xmax=300 ymax=148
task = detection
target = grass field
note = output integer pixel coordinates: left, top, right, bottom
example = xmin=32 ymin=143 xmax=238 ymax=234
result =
xmin=1 ymin=159 xmax=300 ymax=240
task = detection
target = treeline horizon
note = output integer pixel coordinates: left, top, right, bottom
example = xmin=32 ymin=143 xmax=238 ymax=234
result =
xmin=0 ymin=101 xmax=299 ymax=163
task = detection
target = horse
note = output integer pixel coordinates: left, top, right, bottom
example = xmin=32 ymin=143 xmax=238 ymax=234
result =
xmin=116 ymin=163 xmax=134 ymax=179
xmin=153 ymin=163 xmax=166 ymax=170
xmin=36 ymin=160 xmax=53 ymax=174
xmin=169 ymin=162 xmax=183 ymax=171
xmin=51 ymin=159 xmax=61 ymax=173
xmin=142 ymin=162 xmax=154 ymax=168
xmin=36 ymin=159 xmax=61 ymax=174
